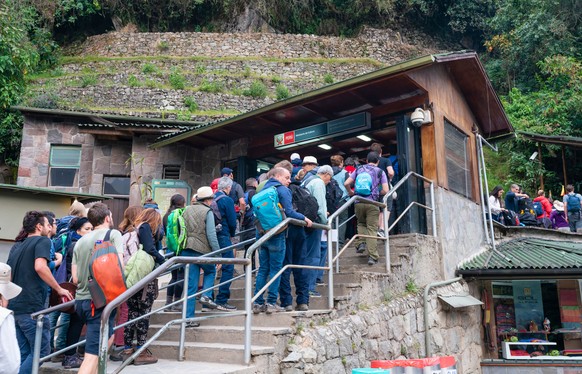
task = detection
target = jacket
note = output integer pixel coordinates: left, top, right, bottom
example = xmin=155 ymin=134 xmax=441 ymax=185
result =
xmin=183 ymin=203 xmax=219 ymax=254
xmin=215 ymin=191 xmax=237 ymax=237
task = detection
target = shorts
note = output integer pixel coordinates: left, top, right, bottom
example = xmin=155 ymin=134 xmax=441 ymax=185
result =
xmin=75 ymin=299 xmax=117 ymax=355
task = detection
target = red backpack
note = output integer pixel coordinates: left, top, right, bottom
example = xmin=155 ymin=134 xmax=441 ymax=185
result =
xmin=87 ymin=230 xmax=127 ymax=309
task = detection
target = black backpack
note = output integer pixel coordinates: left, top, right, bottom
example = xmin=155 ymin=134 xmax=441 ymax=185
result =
xmin=289 ymin=184 xmax=319 ymax=222
xmin=326 ymin=178 xmax=343 ymax=215
xmin=502 ymin=210 xmax=520 ymax=226
xmin=518 ymin=198 xmax=536 ymax=215
xmin=518 ymin=212 xmax=539 ymax=226
xmin=210 ymin=194 xmax=227 ymax=232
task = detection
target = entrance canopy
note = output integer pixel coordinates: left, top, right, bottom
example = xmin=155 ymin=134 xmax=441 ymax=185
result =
xmin=152 ymin=51 xmax=512 ymax=160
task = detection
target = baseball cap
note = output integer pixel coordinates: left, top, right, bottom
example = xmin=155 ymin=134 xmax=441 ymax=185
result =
xmin=221 ymin=167 xmax=233 ymax=176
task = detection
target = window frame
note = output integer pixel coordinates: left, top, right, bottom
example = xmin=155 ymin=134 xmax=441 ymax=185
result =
xmin=102 ymin=175 xmax=131 ymax=197
xmin=49 ymin=145 xmax=82 ymax=187
xmin=444 ymin=119 xmax=472 ymax=199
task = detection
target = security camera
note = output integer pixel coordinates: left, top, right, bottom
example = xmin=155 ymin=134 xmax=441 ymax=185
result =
xmin=410 ymin=108 xmax=426 ymax=128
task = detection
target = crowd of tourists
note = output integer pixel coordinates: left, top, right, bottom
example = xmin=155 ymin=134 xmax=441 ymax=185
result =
xmin=488 ymin=183 xmax=582 ymax=232
xmin=0 ymin=144 xmax=396 ymax=373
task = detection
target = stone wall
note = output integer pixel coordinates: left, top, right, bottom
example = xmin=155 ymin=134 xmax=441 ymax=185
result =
xmin=77 ymin=27 xmax=453 ymax=65
xmin=281 ymin=281 xmax=482 ymax=374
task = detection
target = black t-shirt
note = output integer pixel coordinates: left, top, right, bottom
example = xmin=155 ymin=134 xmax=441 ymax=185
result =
xmin=7 ymin=236 xmax=51 ymax=314
xmin=378 ymin=157 xmax=393 ymax=180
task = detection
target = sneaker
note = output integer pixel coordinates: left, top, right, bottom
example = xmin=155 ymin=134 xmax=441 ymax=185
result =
xmin=356 ymin=243 xmax=366 ymax=254
xmin=199 ymin=296 xmax=218 ymax=310
xmin=109 ymin=347 xmax=124 ymax=362
xmin=252 ymin=303 xmax=267 ymax=314
xmin=377 ymin=229 xmax=385 ymax=237
xmin=51 ymin=353 xmax=65 ymax=363
xmin=133 ymin=348 xmax=158 ymax=366
xmin=120 ymin=348 xmax=135 ymax=363
xmin=296 ymin=304 xmax=309 ymax=312
xmin=284 ymin=304 xmax=294 ymax=312
xmin=62 ymin=354 xmax=83 ymax=369
xmin=170 ymin=304 xmax=183 ymax=312
xmin=216 ymin=303 xmax=237 ymax=312
xmin=185 ymin=321 xmax=200 ymax=328
xmin=201 ymin=306 xmax=214 ymax=312
xmin=309 ymin=291 xmax=322 ymax=298
xmin=368 ymin=257 xmax=378 ymax=266
xmin=266 ymin=303 xmax=285 ymax=314
xmin=315 ymin=279 xmax=325 ymax=285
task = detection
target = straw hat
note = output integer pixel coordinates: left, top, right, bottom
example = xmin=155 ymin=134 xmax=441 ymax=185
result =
xmin=554 ymin=200 xmax=564 ymax=212
xmin=0 ymin=263 xmax=22 ymax=301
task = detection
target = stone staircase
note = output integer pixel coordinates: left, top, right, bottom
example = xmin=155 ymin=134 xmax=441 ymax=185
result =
xmin=40 ymin=233 xmax=440 ymax=373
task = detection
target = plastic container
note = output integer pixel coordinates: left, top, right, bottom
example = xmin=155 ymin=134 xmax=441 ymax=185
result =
xmin=352 ymin=369 xmax=390 ymax=374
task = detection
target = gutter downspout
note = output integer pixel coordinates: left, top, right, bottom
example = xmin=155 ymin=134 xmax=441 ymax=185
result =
xmin=423 ymin=277 xmax=462 ymax=358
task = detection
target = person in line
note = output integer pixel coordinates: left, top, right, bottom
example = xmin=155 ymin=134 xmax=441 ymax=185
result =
xmin=162 ymin=194 xmax=186 ymax=311
xmin=253 ymin=167 xmax=313 ymax=314
xmin=301 ymin=156 xmax=319 ymax=183
xmin=109 ymin=205 xmax=143 ymax=361
xmin=370 ymin=143 xmax=394 ymax=237
xmin=55 ymin=200 xmax=87 ymax=236
xmin=242 ymin=178 xmax=258 ymax=271
xmin=504 ymin=184 xmax=529 ymax=213
xmin=290 ymin=153 xmax=302 ymax=180
xmin=550 ymin=201 xmax=570 ymax=231
xmin=8 ymin=211 xmax=72 ymax=374
xmin=122 ymin=208 xmax=166 ymax=365
xmin=213 ymin=177 xmax=238 ymax=311
xmin=330 ymin=155 xmax=350 ymax=246
xmin=344 ymin=152 xmax=389 ymax=266
xmin=533 ymin=190 xmax=553 ymax=218
xmin=71 ymin=203 xmax=123 ymax=374
xmin=181 ymin=187 xmax=220 ymax=327
xmin=488 ymin=186 xmax=506 ymax=222
xmin=563 ymin=184 xmax=582 ymax=232
xmin=221 ymin=167 xmax=246 ymax=215
xmin=0 ymin=262 xmax=23 ymax=374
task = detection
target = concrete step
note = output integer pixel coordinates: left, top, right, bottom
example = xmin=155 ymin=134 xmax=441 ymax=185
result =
xmin=148 ymin=324 xmax=291 ymax=346
xmin=150 ymin=340 xmax=274 ymax=364
xmin=39 ymin=358 xmax=257 ymax=374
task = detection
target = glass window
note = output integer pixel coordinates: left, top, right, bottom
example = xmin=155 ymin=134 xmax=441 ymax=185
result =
xmin=444 ymin=120 xmax=472 ymax=198
xmin=49 ymin=146 xmax=81 ymax=187
xmin=103 ymin=176 xmax=130 ymax=196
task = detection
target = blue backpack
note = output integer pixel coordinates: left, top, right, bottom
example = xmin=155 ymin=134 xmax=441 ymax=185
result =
xmin=532 ymin=201 xmax=544 ymax=216
xmin=355 ymin=166 xmax=380 ymax=196
xmin=252 ymin=184 xmax=284 ymax=232
xmin=567 ymin=194 xmax=581 ymax=212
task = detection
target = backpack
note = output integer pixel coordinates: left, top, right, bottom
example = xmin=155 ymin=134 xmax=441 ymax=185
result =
xmin=289 ymin=183 xmax=320 ymax=222
xmin=243 ymin=190 xmax=255 ymax=221
xmin=122 ymin=230 xmax=141 ymax=265
xmin=567 ymin=194 xmax=581 ymax=212
xmin=166 ymin=208 xmax=187 ymax=255
xmin=354 ymin=166 xmax=381 ymax=196
xmin=210 ymin=194 xmax=227 ymax=232
xmin=518 ymin=212 xmax=539 ymax=226
xmin=52 ymin=231 xmax=72 ymax=257
xmin=87 ymin=230 xmax=127 ymax=309
xmin=326 ymin=178 xmax=344 ymax=214
xmin=518 ymin=198 xmax=536 ymax=215
xmin=532 ymin=201 xmax=544 ymax=217
xmin=502 ymin=210 xmax=520 ymax=226
xmin=252 ymin=184 xmax=284 ymax=232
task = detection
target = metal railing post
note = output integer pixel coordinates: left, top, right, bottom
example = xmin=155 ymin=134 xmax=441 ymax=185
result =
xmin=383 ymin=204 xmax=390 ymax=272
xmin=430 ymin=181 xmax=437 ymax=237
xmin=244 ymin=256 xmax=253 ymax=364
xmin=335 ymin=215 xmax=340 ymax=274
xmin=31 ymin=315 xmax=44 ymax=374
xmin=98 ymin=314 xmax=109 ymax=373
xmin=327 ymin=229 xmax=334 ymax=309
xmin=179 ymin=263 xmax=190 ymax=361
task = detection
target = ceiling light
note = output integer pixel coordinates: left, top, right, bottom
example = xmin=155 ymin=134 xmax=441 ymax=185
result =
xmin=357 ymin=135 xmax=372 ymax=142
xmin=318 ymin=144 xmax=332 ymax=150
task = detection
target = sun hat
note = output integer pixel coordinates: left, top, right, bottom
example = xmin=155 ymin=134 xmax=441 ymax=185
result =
xmin=0 ymin=263 xmax=22 ymax=301
xmin=554 ymin=200 xmax=564 ymax=212
xmin=196 ymin=186 xmax=214 ymax=201
xmin=302 ymin=156 xmax=318 ymax=165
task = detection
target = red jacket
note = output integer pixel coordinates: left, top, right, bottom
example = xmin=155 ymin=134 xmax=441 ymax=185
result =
xmin=533 ymin=196 xmax=552 ymax=218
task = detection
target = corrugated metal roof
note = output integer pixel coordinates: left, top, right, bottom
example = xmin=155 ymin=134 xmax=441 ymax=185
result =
xmin=458 ymin=238 xmax=582 ymax=272
xmin=0 ymin=183 xmax=111 ymax=202
xmin=78 ymin=122 xmax=193 ymax=130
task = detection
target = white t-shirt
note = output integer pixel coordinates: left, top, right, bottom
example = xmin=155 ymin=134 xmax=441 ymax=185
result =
xmin=0 ymin=307 xmax=20 ymax=374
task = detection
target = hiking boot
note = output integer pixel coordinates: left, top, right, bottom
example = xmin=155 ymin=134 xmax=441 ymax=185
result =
xmin=296 ymin=304 xmax=309 ymax=312
xmin=216 ymin=303 xmax=237 ymax=312
xmin=133 ymin=348 xmax=158 ymax=366
xmin=368 ymin=257 xmax=378 ymax=266
xmin=356 ymin=243 xmax=367 ymax=254
xmin=51 ymin=353 xmax=64 ymax=363
xmin=199 ymin=296 xmax=218 ymax=310
xmin=266 ymin=303 xmax=285 ymax=314
xmin=309 ymin=290 xmax=322 ymax=298
xmin=253 ymin=303 xmax=267 ymax=314
xmin=109 ymin=346 xmax=124 ymax=362
xmin=185 ymin=321 xmax=200 ymax=328
xmin=62 ymin=354 xmax=83 ymax=369
xmin=120 ymin=348 xmax=135 ymax=363
xmin=284 ymin=304 xmax=294 ymax=312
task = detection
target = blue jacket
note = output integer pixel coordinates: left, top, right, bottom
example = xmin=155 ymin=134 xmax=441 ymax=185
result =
xmin=215 ymin=191 xmax=237 ymax=237
xmin=264 ymin=178 xmax=305 ymax=221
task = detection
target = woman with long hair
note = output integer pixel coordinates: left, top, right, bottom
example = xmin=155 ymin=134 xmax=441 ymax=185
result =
xmin=122 ymin=208 xmax=165 ymax=365
xmin=489 ymin=185 xmax=506 ymax=222
xmin=162 ymin=194 xmax=186 ymax=310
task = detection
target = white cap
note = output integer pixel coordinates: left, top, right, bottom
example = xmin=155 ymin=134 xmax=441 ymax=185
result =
xmin=302 ymin=156 xmax=318 ymax=165
xmin=0 ymin=263 xmax=22 ymax=301
xmin=290 ymin=153 xmax=301 ymax=161
xmin=196 ymin=186 xmax=214 ymax=201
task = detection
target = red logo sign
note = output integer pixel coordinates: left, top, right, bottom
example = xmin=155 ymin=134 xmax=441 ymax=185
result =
xmin=284 ymin=131 xmax=295 ymax=144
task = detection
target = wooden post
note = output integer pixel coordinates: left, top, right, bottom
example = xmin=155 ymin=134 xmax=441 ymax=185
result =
xmin=562 ymin=145 xmax=568 ymax=186
xmin=538 ymin=143 xmax=544 ymax=190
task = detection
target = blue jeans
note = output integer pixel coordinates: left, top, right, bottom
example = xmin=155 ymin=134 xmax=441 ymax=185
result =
xmin=181 ymin=249 xmax=216 ymax=318
xmin=310 ymin=240 xmax=328 ymax=292
xmin=254 ymin=232 xmax=286 ymax=305
xmin=568 ymin=211 xmax=582 ymax=232
xmin=304 ymin=229 xmax=322 ymax=294
xmin=279 ymin=226 xmax=309 ymax=306
xmin=14 ymin=314 xmax=50 ymax=374
xmin=216 ymin=235 xmax=234 ymax=305
xmin=55 ymin=312 xmax=70 ymax=351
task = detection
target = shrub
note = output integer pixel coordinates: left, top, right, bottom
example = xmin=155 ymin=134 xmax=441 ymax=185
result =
xmin=145 ymin=79 xmax=159 ymax=88
xmin=80 ymin=75 xmax=97 ymax=87
xmin=183 ymin=96 xmax=198 ymax=112
xmin=30 ymin=93 xmax=59 ymax=109
xmin=243 ymin=65 xmax=251 ymax=78
xmin=243 ymin=80 xmax=268 ymax=99
xmin=142 ymin=63 xmax=158 ymax=74
xmin=199 ymin=79 xmax=224 ymax=93
xmin=157 ymin=40 xmax=170 ymax=52
xmin=271 ymin=76 xmax=282 ymax=83
xmin=128 ymin=75 xmax=141 ymax=87
xmin=323 ymin=73 xmax=334 ymax=84
xmin=275 ymin=84 xmax=290 ymax=100
xmin=195 ymin=64 xmax=206 ymax=74
xmin=169 ymin=68 xmax=186 ymax=90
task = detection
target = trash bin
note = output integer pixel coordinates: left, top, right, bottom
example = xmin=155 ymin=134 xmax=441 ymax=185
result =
xmin=352 ymin=369 xmax=390 ymax=374
xmin=372 ymin=357 xmax=443 ymax=374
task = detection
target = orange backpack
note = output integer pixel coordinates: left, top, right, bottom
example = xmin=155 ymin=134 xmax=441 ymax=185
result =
xmin=87 ymin=230 xmax=127 ymax=309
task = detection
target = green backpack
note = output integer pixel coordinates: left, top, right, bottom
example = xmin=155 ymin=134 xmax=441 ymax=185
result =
xmin=166 ymin=208 xmax=187 ymax=255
